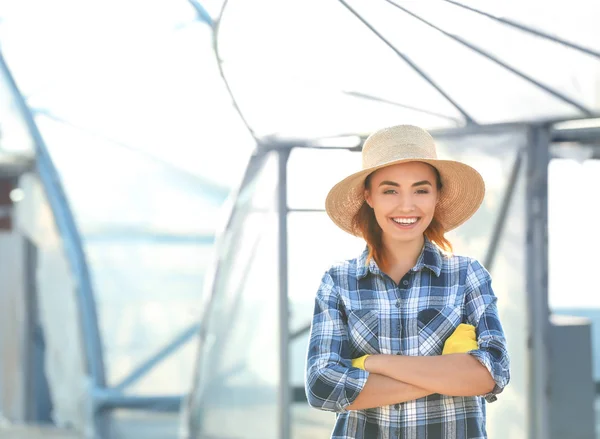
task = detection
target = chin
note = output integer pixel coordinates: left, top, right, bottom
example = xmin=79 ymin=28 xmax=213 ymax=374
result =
xmin=387 ymin=228 xmax=426 ymax=242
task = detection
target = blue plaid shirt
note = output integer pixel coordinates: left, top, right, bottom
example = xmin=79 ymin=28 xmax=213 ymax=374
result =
xmin=305 ymin=238 xmax=510 ymax=439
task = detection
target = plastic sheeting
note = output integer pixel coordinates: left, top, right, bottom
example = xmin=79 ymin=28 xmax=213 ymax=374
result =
xmin=217 ymin=0 xmax=600 ymax=140
xmin=0 ymin=2 xmax=255 ymax=432
xmin=186 ymin=152 xmax=281 ymax=439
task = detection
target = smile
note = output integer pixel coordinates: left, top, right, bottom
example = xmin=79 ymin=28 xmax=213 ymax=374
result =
xmin=390 ymin=217 xmax=420 ymax=228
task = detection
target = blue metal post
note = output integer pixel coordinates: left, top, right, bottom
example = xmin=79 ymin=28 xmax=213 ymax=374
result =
xmin=526 ymin=125 xmax=551 ymax=439
xmin=277 ymin=148 xmax=291 ymax=439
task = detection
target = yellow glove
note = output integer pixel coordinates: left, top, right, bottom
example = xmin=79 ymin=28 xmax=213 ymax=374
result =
xmin=351 ymin=354 xmax=371 ymax=370
xmin=442 ymin=323 xmax=478 ymax=355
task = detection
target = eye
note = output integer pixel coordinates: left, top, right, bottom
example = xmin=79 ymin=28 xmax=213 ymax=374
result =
xmin=416 ymin=189 xmax=430 ymax=194
xmin=383 ymin=189 xmax=397 ymax=195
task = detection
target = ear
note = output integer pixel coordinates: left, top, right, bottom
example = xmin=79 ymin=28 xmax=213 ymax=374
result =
xmin=364 ymin=189 xmax=373 ymax=208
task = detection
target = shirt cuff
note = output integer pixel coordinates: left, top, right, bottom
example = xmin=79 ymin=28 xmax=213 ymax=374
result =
xmin=468 ymin=349 xmax=503 ymax=403
xmin=339 ymin=368 xmax=370 ymax=411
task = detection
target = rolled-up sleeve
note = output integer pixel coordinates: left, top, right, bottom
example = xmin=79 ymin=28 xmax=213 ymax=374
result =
xmin=305 ymin=271 xmax=369 ymax=412
xmin=464 ymin=259 xmax=511 ymax=403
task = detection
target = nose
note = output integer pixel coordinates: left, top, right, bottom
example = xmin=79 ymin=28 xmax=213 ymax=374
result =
xmin=396 ymin=193 xmax=416 ymax=212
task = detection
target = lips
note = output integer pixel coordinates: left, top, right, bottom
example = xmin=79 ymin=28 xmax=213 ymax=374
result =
xmin=391 ymin=217 xmax=419 ymax=225
xmin=390 ymin=217 xmax=420 ymax=229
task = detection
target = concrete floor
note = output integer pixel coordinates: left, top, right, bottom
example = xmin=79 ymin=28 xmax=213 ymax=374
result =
xmin=3 ymin=400 xmax=600 ymax=439
xmin=0 ymin=405 xmax=333 ymax=439
xmin=0 ymin=425 xmax=79 ymax=439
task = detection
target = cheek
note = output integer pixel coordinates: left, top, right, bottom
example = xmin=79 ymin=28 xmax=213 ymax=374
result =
xmin=372 ymin=200 xmax=392 ymax=222
xmin=371 ymin=194 xmax=389 ymax=210
xmin=419 ymin=197 xmax=437 ymax=216
xmin=373 ymin=206 xmax=388 ymax=222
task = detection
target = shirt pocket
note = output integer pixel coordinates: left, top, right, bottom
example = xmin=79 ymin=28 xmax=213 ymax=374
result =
xmin=347 ymin=309 xmax=380 ymax=357
xmin=417 ymin=306 xmax=462 ymax=356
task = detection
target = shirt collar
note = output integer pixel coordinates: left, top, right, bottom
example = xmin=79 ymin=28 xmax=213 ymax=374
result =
xmin=356 ymin=236 xmax=443 ymax=279
xmin=356 ymin=247 xmax=377 ymax=279
xmin=413 ymin=237 xmax=443 ymax=277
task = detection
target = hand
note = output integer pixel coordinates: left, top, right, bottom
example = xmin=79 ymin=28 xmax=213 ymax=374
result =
xmin=442 ymin=323 xmax=478 ymax=355
xmin=351 ymin=354 xmax=371 ymax=370
xmin=352 ymin=323 xmax=477 ymax=367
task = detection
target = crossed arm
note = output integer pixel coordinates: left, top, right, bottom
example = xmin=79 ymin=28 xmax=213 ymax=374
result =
xmin=305 ymin=263 xmax=510 ymax=413
xmin=306 ymin=323 xmax=489 ymax=412
xmin=347 ymin=351 xmax=494 ymax=410
xmin=345 ymin=373 xmax=433 ymax=410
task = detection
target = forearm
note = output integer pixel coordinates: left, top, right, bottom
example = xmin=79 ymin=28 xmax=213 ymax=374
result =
xmin=347 ymin=373 xmax=433 ymax=410
xmin=366 ymin=353 xmax=495 ymax=397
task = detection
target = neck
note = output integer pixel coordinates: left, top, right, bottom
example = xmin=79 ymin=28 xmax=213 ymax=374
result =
xmin=381 ymin=234 xmax=426 ymax=270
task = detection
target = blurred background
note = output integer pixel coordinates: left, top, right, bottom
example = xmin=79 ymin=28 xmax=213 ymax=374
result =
xmin=0 ymin=1 xmax=599 ymax=438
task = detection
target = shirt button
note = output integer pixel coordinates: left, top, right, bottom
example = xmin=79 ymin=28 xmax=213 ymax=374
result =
xmin=402 ymin=280 xmax=409 ymax=286
xmin=394 ymin=403 xmax=400 ymax=410
xmin=395 ymin=300 xmax=401 ymax=308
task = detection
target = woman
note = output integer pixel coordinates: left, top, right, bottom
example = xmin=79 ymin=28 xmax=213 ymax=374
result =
xmin=305 ymin=125 xmax=510 ymax=439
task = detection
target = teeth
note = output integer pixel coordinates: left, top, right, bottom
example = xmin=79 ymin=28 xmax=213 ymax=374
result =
xmin=393 ymin=218 xmax=418 ymax=224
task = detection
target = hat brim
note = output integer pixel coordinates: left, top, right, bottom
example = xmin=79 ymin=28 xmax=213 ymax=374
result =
xmin=325 ymin=158 xmax=485 ymax=236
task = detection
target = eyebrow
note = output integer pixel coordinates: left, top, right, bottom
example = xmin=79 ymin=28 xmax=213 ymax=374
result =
xmin=378 ymin=180 xmax=432 ymax=187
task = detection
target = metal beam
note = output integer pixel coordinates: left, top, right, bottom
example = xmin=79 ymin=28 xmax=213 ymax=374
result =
xmin=337 ymin=0 xmax=476 ymax=124
xmin=291 ymin=323 xmax=311 ymax=341
xmin=181 ymin=152 xmax=270 ymax=438
xmin=551 ymin=126 xmax=600 ymax=144
xmin=385 ymin=0 xmax=593 ymax=115
xmin=0 ymin=48 xmax=110 ymax=438
xmin=208 ymin=235 xmax=262 ymax=382
xmin=187 ymin=0 xmax=214 ymax=26
xmin=343 ymin=91 xmax=462 ymax=125
xmin=114 ymin=323 xmax=201 ymax=391
xmin=484 ymin=149 xmax=523 ymax=271
xmin=525 ymin=125 xmax=551 ymax=439
xmin=442 ymin=0 xmax=600 ymax=60
xmin=211 ymin=0 xmax=258 ymax=140
xmin=256 ymin=118 xmax=600 ymax=150
xmin=93 ymin=390 xmax=182 ymax=412
xmin=277 ymin=148 xmax=291 ymax=439
xmin=82 ymin=229 xmax=215 ymax=244
xmin=0 ymin=49 xmax=108 ymax=388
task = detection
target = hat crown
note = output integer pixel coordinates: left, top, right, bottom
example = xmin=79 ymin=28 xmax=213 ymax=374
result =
xmin=362 ymin=125 xmax=437 ymax=169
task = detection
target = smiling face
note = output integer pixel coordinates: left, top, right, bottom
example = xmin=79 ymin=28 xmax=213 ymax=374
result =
xmin=364 ymin=161 xmax=440 ymax=245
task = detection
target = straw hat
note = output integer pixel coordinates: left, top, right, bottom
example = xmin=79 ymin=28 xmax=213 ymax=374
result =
xmin=325 ymin=125 xmax=485 ymax=236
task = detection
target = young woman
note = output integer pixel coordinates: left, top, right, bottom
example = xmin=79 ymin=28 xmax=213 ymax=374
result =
xmin=305 ymin=125 xmax=510 ymax=439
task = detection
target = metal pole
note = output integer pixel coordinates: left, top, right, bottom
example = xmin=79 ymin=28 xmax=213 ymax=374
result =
xmin=484 ymin=149 xmax=523 ymax=271
xmin=92 ymin=389 xmax=182 ymax=412
xmin=337 ymin=0 xmax=475 ymax=124
xmin=277 ymin=148 xmax=291 ymax=439
xmin=0 ymin=49 xmax=110 ymax=438
xmin=442 ymin=0 xmax=600 ymax=60
xmin=114 ymin=323 xmax=201 ymax=391
xmin=385 ymin=0 xmax=592 ymax=115
xmin=525 ymin=125 xmax=551 ymax=439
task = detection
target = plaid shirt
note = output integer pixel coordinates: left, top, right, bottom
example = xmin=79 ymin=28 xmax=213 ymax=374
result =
xmin=305 ymin=238 xmax=510 ymax=439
